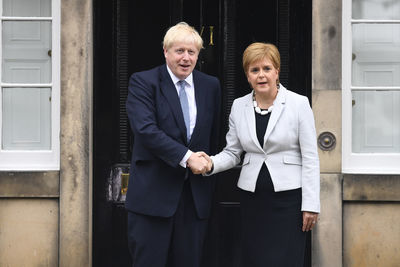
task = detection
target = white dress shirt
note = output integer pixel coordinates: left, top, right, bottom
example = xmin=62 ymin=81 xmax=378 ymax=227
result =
xmin=166 ymin=66 xmax=197 ymax=167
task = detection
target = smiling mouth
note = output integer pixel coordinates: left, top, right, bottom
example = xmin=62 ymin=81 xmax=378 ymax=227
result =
xmin=180 ymin=64 xmax=191 ymax=69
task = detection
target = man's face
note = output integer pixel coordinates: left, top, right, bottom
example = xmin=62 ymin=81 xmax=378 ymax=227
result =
xmin=164 ymin=42 xmax=199 ymax=80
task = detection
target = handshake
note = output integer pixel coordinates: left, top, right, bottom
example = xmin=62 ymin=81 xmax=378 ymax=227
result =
xmin=187 ymin=151 xmax=213 ymax=175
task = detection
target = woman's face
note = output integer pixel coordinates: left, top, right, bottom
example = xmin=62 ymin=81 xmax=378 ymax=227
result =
xmin=246 ymin=57 xmax=279 ymax=96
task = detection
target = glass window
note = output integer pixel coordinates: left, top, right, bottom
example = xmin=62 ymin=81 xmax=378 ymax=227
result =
xmin=352 ymin=23 xmax=400 ymax=87
xmin=3 ymin=0 xmax=51 ymax=17
xmin=343 ymin=0 xmax=400 ymax=173
xmin=0 ymin=0 xmax=59 ymax=170
xmin=2 ymin=21 xmax=52 ymax=83
xmin=352 ymin=0 xmax=400 ymax=20
xmin=2 ymin=87 xmax=51 ymax=150
xmin=352 ymin=90 xmax=400 ymax=153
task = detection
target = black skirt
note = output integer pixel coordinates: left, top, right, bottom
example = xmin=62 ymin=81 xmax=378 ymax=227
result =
xmin=240 ymin=164 xmax=306 ymax=267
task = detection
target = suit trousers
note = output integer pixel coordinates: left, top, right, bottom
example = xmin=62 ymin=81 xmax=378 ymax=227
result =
xmin=127 ymin=180 xmax=209 ymax=267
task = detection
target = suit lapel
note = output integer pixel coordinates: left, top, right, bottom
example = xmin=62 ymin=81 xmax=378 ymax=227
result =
xmin=244 ymin=93 xmax=264 ymax=152
xmin=263 ymin=85 xmax=286 ymax=146
xmin=159 ymin=65 xmax=188 ymax=143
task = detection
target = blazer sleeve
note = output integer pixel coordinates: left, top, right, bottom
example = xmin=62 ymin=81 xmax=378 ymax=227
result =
xmin=209 ymin=100 xmax=244 ymax=174
xmin=209 ymin=77 xmax=222 ymax=156
xmin=126 ymin=72 xmax=188 ymax=167
xmin=298 ymin=97 xmax=320 ymax=213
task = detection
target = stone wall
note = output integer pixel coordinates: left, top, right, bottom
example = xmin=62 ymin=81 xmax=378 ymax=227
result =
xmin=60 ymin=0 xmax=93 ymax=266
xmin=312 ymin=0 xmax=343 ymax=266
xmin=0 ymin=173 xmax=59 ymax=266
xmin=0 ymin=0 xmax=93 ymax=266
xmin=312 ymin=1 xmax=400 ymax=267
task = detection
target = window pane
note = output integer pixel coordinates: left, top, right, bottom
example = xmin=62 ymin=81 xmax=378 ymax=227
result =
xmin=3 ymin=0 xmax=51 ymax=17
xmin=353 ymin=0 xmax=400 ymax=20
xmin=352 ymin=90 xmax=400 ymax=153
xmin=2 ymin=21 xmax=52 ymax=83
xmin=352 ymin=23 xmax=400 ymax=86
xmin=2 ymin=87 xmax=51 ymax=150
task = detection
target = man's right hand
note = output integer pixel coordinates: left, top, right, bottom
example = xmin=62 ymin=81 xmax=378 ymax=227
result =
xmin=197 ymin=152 xmax=213 ymax=173
xmin=187 ymin=152 xmax=213 ymax=174
xmin=187 ymin=151 xmax=210 ymax=174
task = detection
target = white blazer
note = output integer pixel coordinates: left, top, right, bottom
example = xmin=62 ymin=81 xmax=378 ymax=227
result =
xmin=210 ymin=85 xmax=320 ymax=213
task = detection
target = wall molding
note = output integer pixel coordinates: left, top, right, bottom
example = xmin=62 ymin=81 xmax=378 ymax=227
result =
xmin=343 ymin=174 xmax=400 ymax=201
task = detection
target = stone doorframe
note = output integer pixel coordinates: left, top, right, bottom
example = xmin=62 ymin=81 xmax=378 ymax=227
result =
xmin=60 ymin=0 xmax=93 ymax=266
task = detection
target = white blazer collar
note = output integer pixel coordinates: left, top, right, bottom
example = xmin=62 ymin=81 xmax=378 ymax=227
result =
xmin=243 ymin=93 xmax=263 ymax=152
xmin=264 ymin=84 xmax=286 ymax=146
xmin=244 ymin=84 xmax=288 ymax=151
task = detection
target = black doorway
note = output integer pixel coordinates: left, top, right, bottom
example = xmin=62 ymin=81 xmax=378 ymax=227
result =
xmin=93 ymin=0 xmax=312 ymax=266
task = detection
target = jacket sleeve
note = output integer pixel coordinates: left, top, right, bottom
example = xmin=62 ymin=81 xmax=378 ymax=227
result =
xmin=209 ymin=100 xmax=244 ymax=174
xmin=298 ymin=97 xmax=320 ymax=213
xmin=210 ymin=77 xmax=222 ymax=156
xmin=126 ymin=72 xmax=188 ymax=167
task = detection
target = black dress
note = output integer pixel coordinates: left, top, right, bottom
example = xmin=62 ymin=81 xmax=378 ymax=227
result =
xmin=239 ymin=111 xmax=306 ymax=267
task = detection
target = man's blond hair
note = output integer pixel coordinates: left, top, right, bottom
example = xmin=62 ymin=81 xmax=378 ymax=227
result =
xmin=163 ymin=22 xmax=203 ymax=51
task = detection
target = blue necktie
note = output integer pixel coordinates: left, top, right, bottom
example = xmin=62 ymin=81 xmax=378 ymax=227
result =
xmin=178 ymin=80 xmax=190 ymax=141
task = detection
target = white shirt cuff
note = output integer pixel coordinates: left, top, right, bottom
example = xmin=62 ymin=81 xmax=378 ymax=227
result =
xmin=179 ymin=150 xmax=192 ymax=168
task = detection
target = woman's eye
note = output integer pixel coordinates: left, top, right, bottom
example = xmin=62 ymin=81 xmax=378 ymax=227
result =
xmin=250 ymin=68 xmax=259 ymax=73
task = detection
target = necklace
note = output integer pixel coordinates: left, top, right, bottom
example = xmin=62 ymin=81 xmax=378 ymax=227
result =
xmin=252 ymin=93 xmax=274 ymax=115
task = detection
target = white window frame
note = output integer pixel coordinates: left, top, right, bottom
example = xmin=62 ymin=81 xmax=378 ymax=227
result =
xmin=0 ymin=0 xmax=60 ymax=170
xmin=342 ymin=0 xmax=400 ymax=174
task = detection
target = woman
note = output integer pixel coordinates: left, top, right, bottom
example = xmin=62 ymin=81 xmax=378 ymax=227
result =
xmin=205 ymin=42 xmax=320 ymax=266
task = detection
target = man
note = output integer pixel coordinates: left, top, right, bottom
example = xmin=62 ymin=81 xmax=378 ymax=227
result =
xmin=125 ymin=22 xmax=221 ymax=267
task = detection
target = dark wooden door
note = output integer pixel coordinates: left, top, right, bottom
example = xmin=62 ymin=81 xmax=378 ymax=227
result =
xmin=93 ymin=0 xmax=312 ymax=266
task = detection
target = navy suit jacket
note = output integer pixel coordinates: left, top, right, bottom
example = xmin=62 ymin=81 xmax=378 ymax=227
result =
xmin=125 ymin=64 xmax=221 ymax=219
